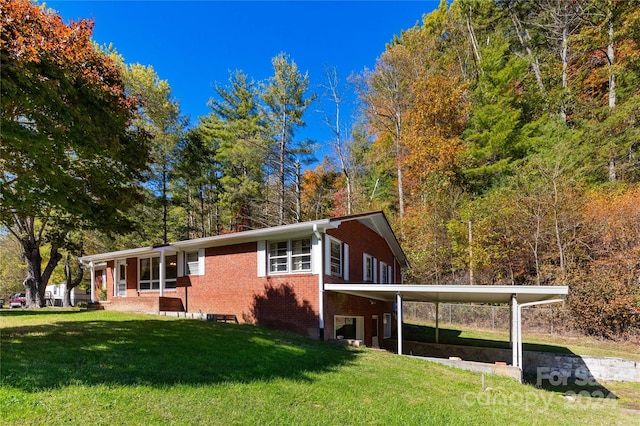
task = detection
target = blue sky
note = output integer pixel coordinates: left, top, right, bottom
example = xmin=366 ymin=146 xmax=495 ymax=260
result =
xmin=47 ymin=1 xmax=439 ymax=160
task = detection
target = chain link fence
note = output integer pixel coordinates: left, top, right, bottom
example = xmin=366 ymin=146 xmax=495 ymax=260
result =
xmin=403 ymin=302 xmax=575 ymax=335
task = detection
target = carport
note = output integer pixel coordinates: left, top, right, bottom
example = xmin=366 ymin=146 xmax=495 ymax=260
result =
xmin=324 ymin=284 xmax=568 ymax=374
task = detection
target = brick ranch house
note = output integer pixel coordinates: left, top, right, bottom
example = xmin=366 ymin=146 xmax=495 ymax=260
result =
xmin=79 ymin=211 xmax=409 ymax=348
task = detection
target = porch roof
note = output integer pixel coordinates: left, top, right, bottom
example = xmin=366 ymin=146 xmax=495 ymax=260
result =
xmin=78 ymin=211 xmax=409 ymax=268
xmin=325 ymin=283 xmax=568 ymax=380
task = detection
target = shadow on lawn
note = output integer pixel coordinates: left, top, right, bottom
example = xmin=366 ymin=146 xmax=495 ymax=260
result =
xmin=402 ymin=323 xmax=618 ymax=400
xmin=0 ymin=308 xmax=83 ymax=317
xmin=1 ymin=312 xmax=360 ymax=392
xmin=403 ymin=323 xmax=574 ymax=353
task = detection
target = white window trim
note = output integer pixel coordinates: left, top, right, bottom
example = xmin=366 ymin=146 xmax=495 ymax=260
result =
xmin=138 ymin=255 xmax=177 ymax=292
xmin=326 ymin=235 xmax=343 ymax=277
xmin=363 ymin=253 xmax=377 ymax=283
xmin=267 ymin=237 xmax=313 ymax=275
xmin=334 ymin=315 xmax=365 ymax=341
xmin=257 ymin=241 xmax=267 ymax=277
xmin=343 ymin=243 xmax=349 ymax=281
xmin=380 ymin=261 xmax=391 ymax=284
xmin=182 ymin=249 xmax=205 ymax=276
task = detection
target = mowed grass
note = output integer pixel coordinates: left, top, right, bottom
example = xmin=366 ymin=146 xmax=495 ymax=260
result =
xmin=403 ymin=321 xmax=640 ymax=361
xmin=1 ymin=310 xmax=638 ymax=425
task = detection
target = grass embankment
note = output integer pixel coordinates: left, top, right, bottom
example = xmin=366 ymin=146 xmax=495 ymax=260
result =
xmin=1 ymin=309 xmax=638 ymax=425
xmin=403 ymin=321 xmax=640 ymax=361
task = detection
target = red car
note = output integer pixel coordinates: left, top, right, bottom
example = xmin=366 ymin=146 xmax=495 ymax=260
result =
xmin=9 ymin=292 xmax=26 ymax=308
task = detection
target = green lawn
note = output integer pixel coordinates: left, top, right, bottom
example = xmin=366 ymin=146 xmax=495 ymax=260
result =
xmin=403 ymin=321 xmax=640 ymax=361
xmin=1 ymin=309 xmax=638 ymax=425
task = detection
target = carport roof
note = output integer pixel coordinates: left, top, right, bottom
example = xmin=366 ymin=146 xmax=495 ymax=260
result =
xmin=324 ymin=284 xmax=568 ymax=305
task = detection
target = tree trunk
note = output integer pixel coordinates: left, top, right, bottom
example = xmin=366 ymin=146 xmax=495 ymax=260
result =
xmin=279 ymin=130 xmax=286 ymax=225
xmin=22 ymin=243 xmax=62 ymax=307
xmin=295 ymin=160 xmax=302 ymax=222
xmin=560 ymin=25 xmax=569 ymax=122
xmin=551 ymin=177 xmax=566 ymax=279
xmin=162 ymin=167 xmax=168 ymax=244
xmin=23 ymin=244 xmax=43 ymax=308
xmin=466 ymin=9 xmax=482 ymax=77
xmin=510 ymin=11 xmax=545 ymax=95
xmin=607 ymin=12 xmax=616 ymax=109
xmin=394 ymin=111 xmax=405 ymax=227
xmin=63 ymin=254 xmax=84 ymax=307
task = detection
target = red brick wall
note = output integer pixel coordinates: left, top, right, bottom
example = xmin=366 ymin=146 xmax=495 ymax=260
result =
xmin=326 ymin=220 xmax=402 ymax=284
xmin=98 ymin=219 xmax=403 ymax=343
xmin=324 ymin=292 xmax=396 ymax=347
xmin=176 ymin=242 xmax=321 ymax=339
xmin=105 ymin=296 xmax=158 ymax=312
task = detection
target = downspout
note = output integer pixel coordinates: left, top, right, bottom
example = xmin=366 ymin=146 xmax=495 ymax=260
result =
xmin=313 ymin=224 xmax=324 ymax=340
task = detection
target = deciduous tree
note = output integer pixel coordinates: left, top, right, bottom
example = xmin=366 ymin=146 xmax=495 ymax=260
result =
xmin=0 ymin=0 xmax=149 ymax=306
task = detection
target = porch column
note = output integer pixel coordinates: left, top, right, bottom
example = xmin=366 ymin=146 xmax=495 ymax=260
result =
xmin=159 ymin=249 xmax=165 ymax=298
xmin=517 ymin=304 xmax=523 ymax=372
xmin=396 ymin=292 xmax=403 ymax=355
xmin=89 ymin=262 xmax=96 ymax=303
xmin=511 ymin=294 xmax=518 ymax=368
xmin=435 ymin=302 xmax=439 ymax=344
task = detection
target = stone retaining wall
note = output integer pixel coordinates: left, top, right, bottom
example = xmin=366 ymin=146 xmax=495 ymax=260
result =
xmin=386 ymin=340 xmax=640 ymax=383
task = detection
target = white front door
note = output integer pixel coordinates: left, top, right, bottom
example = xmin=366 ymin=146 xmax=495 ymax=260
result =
xmin=116 ymin=260 xmax=127 ymax=297
xmin=372 ymin=315 xmax=379 ymax=348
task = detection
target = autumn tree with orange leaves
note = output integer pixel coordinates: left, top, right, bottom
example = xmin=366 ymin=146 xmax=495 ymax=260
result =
xmin=0 ymin=0 xmax=150 ymax=307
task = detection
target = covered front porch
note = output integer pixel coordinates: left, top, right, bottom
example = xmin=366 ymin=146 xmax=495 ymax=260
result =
xmin=324 ymin=284 xmax=568 ymax=380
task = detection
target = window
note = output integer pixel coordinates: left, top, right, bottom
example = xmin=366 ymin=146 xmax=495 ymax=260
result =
xmin=269 ymin=238 xmax=312 ymax=274
xmin=269 ymin=241 xmax=289 ymax=273
xmin=185 ymin=251 xmax=199 ymax=275
xmin=364 ymin=254 xmax=375 ymax=282
xmin=291 ymin=239 xmax=311 ymax=271
xmin=334 ymin=316 xmax=364 ymax=340
xmin=384 ymin=313 xmax=392 ymax=338
xmin=330 ymin=239 xmax=342 ymax=276
xmin=380 ymin=262 xmax=390 ymax=284
xmin=139 ymin=255 xmax=177 ymax=290
xmin=166 ymin=255 xmax=177 ymax=289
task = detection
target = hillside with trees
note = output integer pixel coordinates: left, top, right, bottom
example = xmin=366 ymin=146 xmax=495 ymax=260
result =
xmin=1 ymin=0 xmax=638 ymax=339
xmin=348 ymin=0 xmax=640 ymax=339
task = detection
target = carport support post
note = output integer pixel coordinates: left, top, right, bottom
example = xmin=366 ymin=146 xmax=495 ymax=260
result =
xmin=435 ymin=302 xmax=439 ymax=344
xmin=511 ymin=294 xmax=518 ymax=368
xmin=397 ymin=293 xmax=403 ymax=355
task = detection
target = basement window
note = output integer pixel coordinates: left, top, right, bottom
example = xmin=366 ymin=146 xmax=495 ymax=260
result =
xmin=334 ymin=316 xmax=364 ymax=341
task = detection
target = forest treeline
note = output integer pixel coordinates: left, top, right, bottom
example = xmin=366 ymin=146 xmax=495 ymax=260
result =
xmin=353 ymin=0 xmax=640 ymax=339
xmin=1 ymin=0 xmax=639 ymax=338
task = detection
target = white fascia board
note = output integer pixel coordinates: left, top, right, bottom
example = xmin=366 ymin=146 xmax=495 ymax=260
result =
xmin=79 ymin=247 xmax=157 ymax=265
xmin=172 ymin=219 xmax=335 ymax=250
xmin=324 ymin=284 xmax=568 ymax=304
xmin=78 ymin=220 xmax=336 ymax=264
